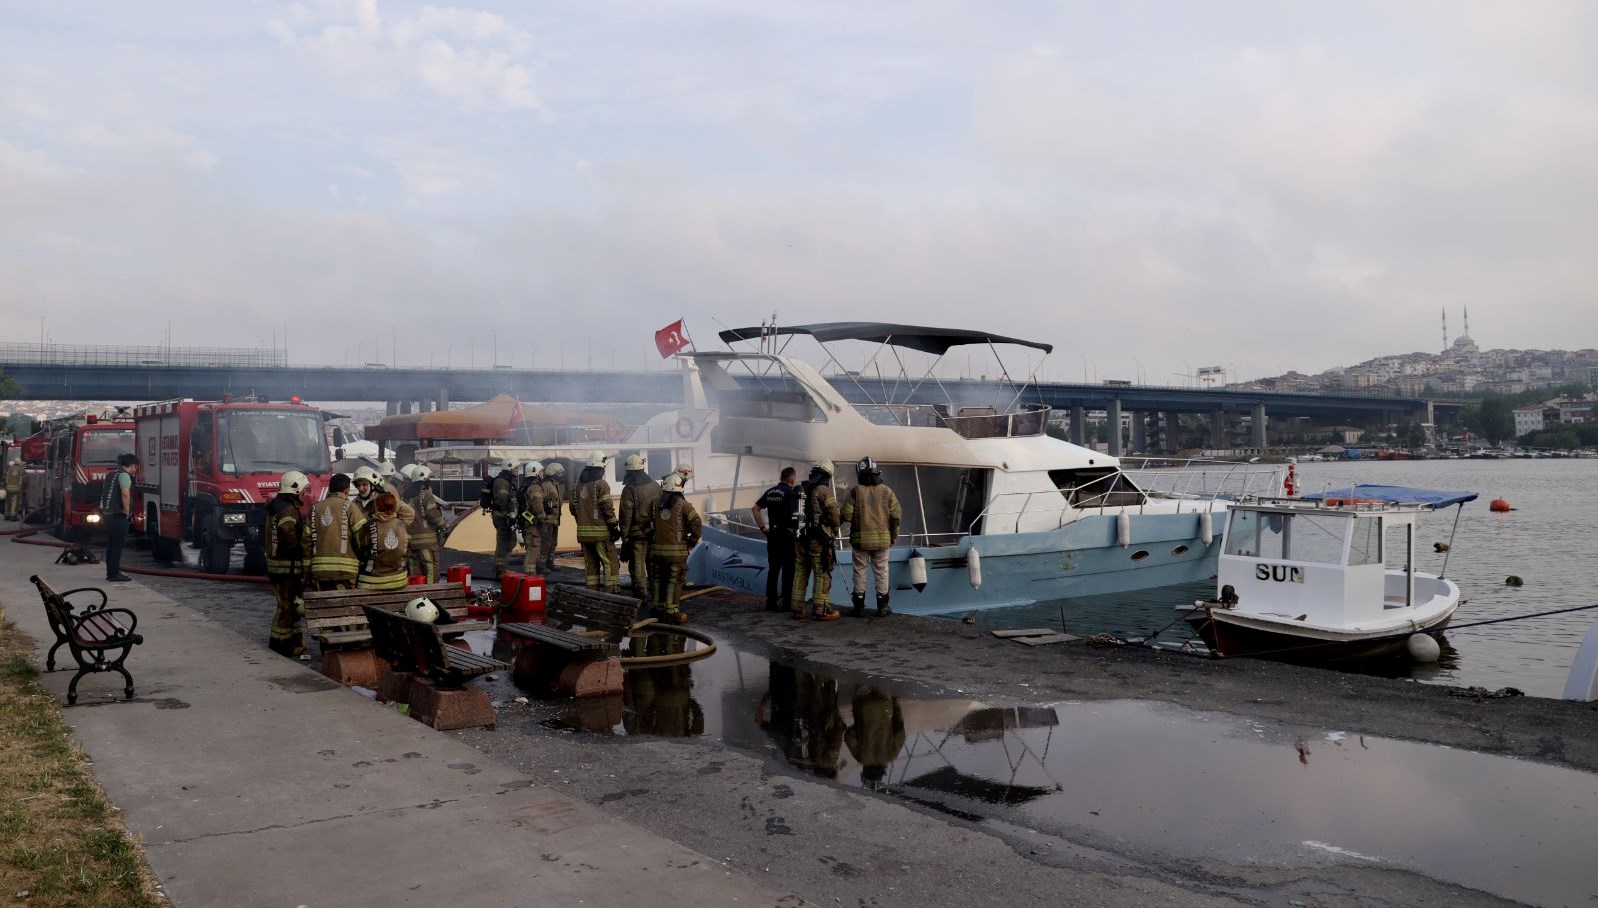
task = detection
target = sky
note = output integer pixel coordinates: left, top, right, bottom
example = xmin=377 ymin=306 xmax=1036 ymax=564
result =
xmin=3 ymin=0 xmax=1597 ymax=385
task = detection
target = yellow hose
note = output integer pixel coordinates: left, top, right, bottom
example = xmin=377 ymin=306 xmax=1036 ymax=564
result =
xmin=618 ymin=619 xmax=717 ymax=667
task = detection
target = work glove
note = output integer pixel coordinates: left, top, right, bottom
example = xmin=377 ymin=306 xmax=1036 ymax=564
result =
xmin=619 ymin=540 xmax=633 ymax=561
xmin=608 ymin=522 xmax=622 ymax=543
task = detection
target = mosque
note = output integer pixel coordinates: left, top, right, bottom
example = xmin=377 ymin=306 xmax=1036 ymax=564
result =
xmin=1443 ymin=307 xmax=1479 ymax=354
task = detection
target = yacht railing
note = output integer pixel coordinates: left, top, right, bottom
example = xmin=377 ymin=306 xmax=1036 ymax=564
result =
xmin=854 ymin=403 xmax=1051 ymax=440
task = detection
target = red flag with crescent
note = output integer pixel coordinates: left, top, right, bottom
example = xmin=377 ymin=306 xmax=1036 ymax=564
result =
xmin=655 ymin=319 xmax=690 ymax=358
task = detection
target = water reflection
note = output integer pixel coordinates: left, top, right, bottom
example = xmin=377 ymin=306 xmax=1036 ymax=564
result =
xmin=505 ymin=637 xmax=1598 ymax=906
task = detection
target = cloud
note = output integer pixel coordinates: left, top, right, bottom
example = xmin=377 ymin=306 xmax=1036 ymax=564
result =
xmin=269 ymin=0 xmax=545 ymax=114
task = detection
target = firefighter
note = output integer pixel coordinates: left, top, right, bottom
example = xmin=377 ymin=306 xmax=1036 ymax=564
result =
xmin=518 ymin=461 xmax=545 ymax=574
xmin=3 ymin=453 xmax=23 ymax=520
xmin=358 ymin=492 xmax=410 ymax=590
xmin=617 ymin=454 xmax=661 ymax=601
xmin=355 ymin=464 xmax=414 ymax=523
xmin=307 ymin=472 xmax=366 ymax=591
xmin=401 ymin=464 xmax=448 ymax=583
xmin=487 ymin=460 xmax=520 ymax=578
xmin=791 ymin=459 xmax=841 ymax=621
xmin=648 ymin=473 xmax=701 ymax=623
xmin=841 ymin=456 xmax=902 ymax=618
xmin=665 ymin=463 xmax=694 ymax=488
xmin=570 ymin=451 xmax=621 ymax=592
xmin=265 ymin=471 xmax=311 ymax=657
xmin=538 ymin=462 xmax=565 ymax=573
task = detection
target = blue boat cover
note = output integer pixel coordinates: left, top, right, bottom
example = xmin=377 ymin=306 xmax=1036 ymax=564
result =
xmin=1300 ymin=484 xmax=1479 ymax=508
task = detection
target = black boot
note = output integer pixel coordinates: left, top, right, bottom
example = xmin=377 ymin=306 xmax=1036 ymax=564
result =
xmin=850 ymin=592 xmax=866 ymax=618
xmin=875 ymin=594 xmax=891 ymax=618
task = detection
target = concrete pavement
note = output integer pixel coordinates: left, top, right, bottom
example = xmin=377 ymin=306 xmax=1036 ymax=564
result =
xmin=0 ymin=534 xmax=804 ymax=908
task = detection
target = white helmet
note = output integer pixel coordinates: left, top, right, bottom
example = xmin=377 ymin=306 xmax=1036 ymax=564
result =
xmin=398 ymin=464 xmax=418 ymax=481
xmin=624 ymin=454 xmax=646 ymax=471
xmin=280 ymin=470 xmax=311 ymax=496
xmin=544 ymin=462 xmax=565 ymax=478
xmin=410 ymin=464 xmax=433 ymax=483
xmin=675 ymin=463 xmax=694 ymax=478
xmin=663 ymin=473 xmax=685 ymax=493
xmin=812 ymin=459 xmax=834 ymax=476
xmin=521 ymin=460 xmax=543 ymax=478
xmin=585 ymin=451 xmax=607 ymax=468
xmin=405 ymin=597 xmax=440 ymax=623
xmin=353 ymin=465 xmax=380 ymax=486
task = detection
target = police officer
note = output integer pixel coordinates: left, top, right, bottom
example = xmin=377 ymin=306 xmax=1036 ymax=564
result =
xmin=841 ymin=456 xmax=902 ymax=617
xmin=648 ymin=473 xmax=701 ymax=623
xmin=791 ymin=460 xmax=840 ymax=621
xmin=751 ymin=466 xmax=800 ymax=613
xmin=538 ymin=462 xmax=565 ymax=573
xmin=401 ymin=464 xmax=449 ymax=583
xmin=265 ymin=470 xmax=311 ymax=657
xmin=101 ymin=453 xmax=138 ymax=582
xmin=618 ymin=454 xmax=661 ymax=601
xmin=307 ymin=472 xmax=366 ymax=591
xmin=488 ymin=460 xmax=520 ymax=578
xmin=570 ymin=451 xmax=621 ymax=592
xmin=518 ymin=461 xmax=545 ymax=574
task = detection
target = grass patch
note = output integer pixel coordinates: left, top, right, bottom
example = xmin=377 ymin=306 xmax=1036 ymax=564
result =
xmin=0 ymin=615 xmax=163 ymax=907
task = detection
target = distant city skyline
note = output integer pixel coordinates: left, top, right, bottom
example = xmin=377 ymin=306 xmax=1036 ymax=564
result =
xmin=3 ymin=2 xmax=1597 ymax=379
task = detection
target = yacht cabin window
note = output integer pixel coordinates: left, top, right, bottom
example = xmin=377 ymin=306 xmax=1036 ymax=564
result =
xmin=1224 ymin=509 xmax=1350 ymax=565
xmin=1048 ymin=468 xmax=1146 ymax=508
xmin=1347 ymin=516 xmax=1382 ymax=566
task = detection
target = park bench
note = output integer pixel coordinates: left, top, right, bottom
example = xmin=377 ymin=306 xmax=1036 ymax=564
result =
xmin=362 ymin=605 xmax=508 ymax=730
xmin=498 ymin=584 xmax=641 ymax=698
xmin=30 ymin=574 xmax=144 ymax=705
xmin=303 ymin=582 xmax=490 ymax=685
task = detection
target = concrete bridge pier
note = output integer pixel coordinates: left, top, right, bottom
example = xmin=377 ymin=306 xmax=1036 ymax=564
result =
xmin=1164 ymin=412 xmax=1179 ymax=453
xmin=1106 ymin=399 xmax=1123 ymax=457
xmin=1251 ymin=402 xmax=1268 ymax=448
xmin=1210 ymin=411 xmax=1227 ymax=449
xmin=438 ymin=388 xmax=450 ymax=411
xmin=386 ymin=400 xmax=398 ymax=416
xmin=1131 ymin=412 xmax=1148 ymax=453
xmin=399 ymin=400 xmax=412 ymax=415
xmin=1069 ymin=406 xmax=1085 ymax=445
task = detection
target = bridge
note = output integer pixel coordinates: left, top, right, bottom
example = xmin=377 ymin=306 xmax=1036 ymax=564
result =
xmin=1 ymin=343 xmax=1432 ymax=455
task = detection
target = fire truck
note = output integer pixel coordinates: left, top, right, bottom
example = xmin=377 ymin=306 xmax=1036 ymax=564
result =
xmin=30 ymin=411 xmax=137 ymax=539
xmin=133 ymin=397 xmax=332 ymax=574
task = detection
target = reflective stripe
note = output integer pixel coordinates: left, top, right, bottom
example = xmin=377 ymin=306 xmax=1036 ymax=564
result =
xmin=357 ymin=572 xmax=410 ymax=591
xmin=309 ymin=554 xmax=360 ymax=575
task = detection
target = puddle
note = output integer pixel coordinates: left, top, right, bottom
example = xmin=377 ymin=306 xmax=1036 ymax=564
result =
xmin=475 ymin=629 xmax=1598 ymax=906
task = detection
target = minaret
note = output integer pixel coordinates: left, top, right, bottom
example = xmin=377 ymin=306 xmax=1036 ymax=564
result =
xmin=1441 ymin=308 xmax=1448 ymax=352
xmin=1463 ymin=306 xmax=1470 ymax=340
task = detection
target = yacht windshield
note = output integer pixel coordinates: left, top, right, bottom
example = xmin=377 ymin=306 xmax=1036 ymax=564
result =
xmin=217 ymin=410 xmax=329 ymax=475
xmin=1225 ymin=510 xmax=1349 ymax=564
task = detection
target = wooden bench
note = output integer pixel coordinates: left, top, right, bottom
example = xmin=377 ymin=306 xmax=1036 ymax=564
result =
xmin=303 ymin=583 xmax=491 ymax=685
xmin=362 ymin=606 xmax=508 ymax=730
xmin=30 ymin=574 xmax=144 ymax=705
xmin=499 ymin=585 xmax=641 ymax=698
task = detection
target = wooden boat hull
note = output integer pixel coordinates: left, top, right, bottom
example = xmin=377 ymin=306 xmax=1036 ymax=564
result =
xmin=1182 ymin=607 xmax=1454 ymax=663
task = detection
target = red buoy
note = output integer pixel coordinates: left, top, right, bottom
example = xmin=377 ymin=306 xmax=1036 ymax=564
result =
xmin=1490 ymin=498 xmax=1512 ymax=513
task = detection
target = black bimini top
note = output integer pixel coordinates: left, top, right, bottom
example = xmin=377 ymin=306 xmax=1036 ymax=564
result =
xmin=717 ymin=322 xmax=1053 ymax=355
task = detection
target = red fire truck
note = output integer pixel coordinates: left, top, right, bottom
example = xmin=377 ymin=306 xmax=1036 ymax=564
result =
xmin=32 ymin=411 xmax=137 ymax=539
xmin=133 ymin=397 xmax=332 ymax=574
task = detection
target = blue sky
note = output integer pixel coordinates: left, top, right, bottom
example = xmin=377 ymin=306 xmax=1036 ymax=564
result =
xmin=3 ymin=1 xmax=1596 ymax=383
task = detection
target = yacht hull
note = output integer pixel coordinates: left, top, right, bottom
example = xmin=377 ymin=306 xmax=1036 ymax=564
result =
xmin=687 ymin=510 xmax=1221 ymax=616
xmin=1181 ymin=600 xmax=1457 ymax=663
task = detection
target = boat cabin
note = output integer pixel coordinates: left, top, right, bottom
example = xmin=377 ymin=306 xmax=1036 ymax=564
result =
xmin=1219 ymin=500 xmax=1424 ymax=626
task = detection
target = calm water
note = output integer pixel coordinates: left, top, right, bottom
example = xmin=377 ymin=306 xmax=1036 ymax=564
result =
xmin=969 ymin=459 xmax=1598 ymax=698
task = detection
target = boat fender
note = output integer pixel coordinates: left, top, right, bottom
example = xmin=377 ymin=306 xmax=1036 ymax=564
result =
xmin=1406 ymin=633 xmax=1441 ymax=663
xmin=908 ymin=548 xmax=928 ymax=593
xmin=1116 ymin=511 xmax=1130 ymax=549
xmin=967 ymin=547 xmax=982 ymax=590
xmin=1199 ymin=511 xmax=1213 ymax=547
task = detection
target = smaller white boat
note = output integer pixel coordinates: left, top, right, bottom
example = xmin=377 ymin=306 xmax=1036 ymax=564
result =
xmin=1178 ymin=485 xmax=1477 ymax=662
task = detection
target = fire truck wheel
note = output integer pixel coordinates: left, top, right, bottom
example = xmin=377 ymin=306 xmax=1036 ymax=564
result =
xmin=199 ymin=526 xmax=231 ymax=575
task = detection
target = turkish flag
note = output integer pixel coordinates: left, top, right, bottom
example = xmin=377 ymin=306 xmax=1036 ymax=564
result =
xmin=655 ymin=319 xmax=690 ymax=358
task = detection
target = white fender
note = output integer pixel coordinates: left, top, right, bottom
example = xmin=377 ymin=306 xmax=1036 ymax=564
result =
xmin=1199 ymin=511 xmax=1214 ymax=547
xmin=1563 ymin=613 xmax=1598 ymax=701
xmin=908 ymin=548 xmax=928 ymax=592
xmin=967 ymin=546 xmax=983 ymax=590
xmin=1117 ymin=511 xmax=1130 ymax=549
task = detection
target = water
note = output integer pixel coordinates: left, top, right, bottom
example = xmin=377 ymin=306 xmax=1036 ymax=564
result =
xmin=489 ymin=630 xmax=1598 ymax=906
xmin=968 ymin=459 xmax=1598 ymax=698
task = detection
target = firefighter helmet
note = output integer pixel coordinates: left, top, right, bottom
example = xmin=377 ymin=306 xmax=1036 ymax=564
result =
xmin=663 ymin=473 xmax=685 ymax=493
xmin=623 ymin=454 xmax=646 ymax=471
xmin=410 ymin=464 xmax=433 ymax=483
xmin=585 ymin=451 xmax=607 ymax=468
xmin=521 ymin=460 xmax=543 ymax=478
xmin=544 ymin=462 xmax=565 ymax=478
xmin=674 ymin=463 xmax=694 ymax=478
xmin=280 ymin=470 xmax=312 ymax=496
xmin=405 ymin=596 xmax=440 ymax=623
xmin=856 ymin=456 xmax=879 ymax=475
xmin=352 ymin=465 xmax=380 ymax=486
xmin=812 ymin=459 xmax=834 ymax=477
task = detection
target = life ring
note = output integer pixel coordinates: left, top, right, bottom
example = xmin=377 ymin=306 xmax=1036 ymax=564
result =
xmin=675 ymin=416 xmax=694 ymax=439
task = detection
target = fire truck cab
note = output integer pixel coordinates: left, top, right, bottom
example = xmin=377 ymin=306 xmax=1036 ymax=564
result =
xmin=36 ymin=412 xmax=136 ymax=539
xmin=134 ymin=397 xmax=331 ymax=574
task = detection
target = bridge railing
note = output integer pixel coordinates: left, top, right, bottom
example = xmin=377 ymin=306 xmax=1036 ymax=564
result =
xmin=0 ymin=342 xmax=286 ymax=368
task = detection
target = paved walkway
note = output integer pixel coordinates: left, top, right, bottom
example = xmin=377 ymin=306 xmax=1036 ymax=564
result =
xmin=1 ymin=534 xmax=803 ymax=908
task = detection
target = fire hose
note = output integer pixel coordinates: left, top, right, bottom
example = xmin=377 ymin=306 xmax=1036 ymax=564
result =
xmin=618 ymin=617 xmax=717 ymax=667
xmin=6 ymin=511 xmax=268 ymax=584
